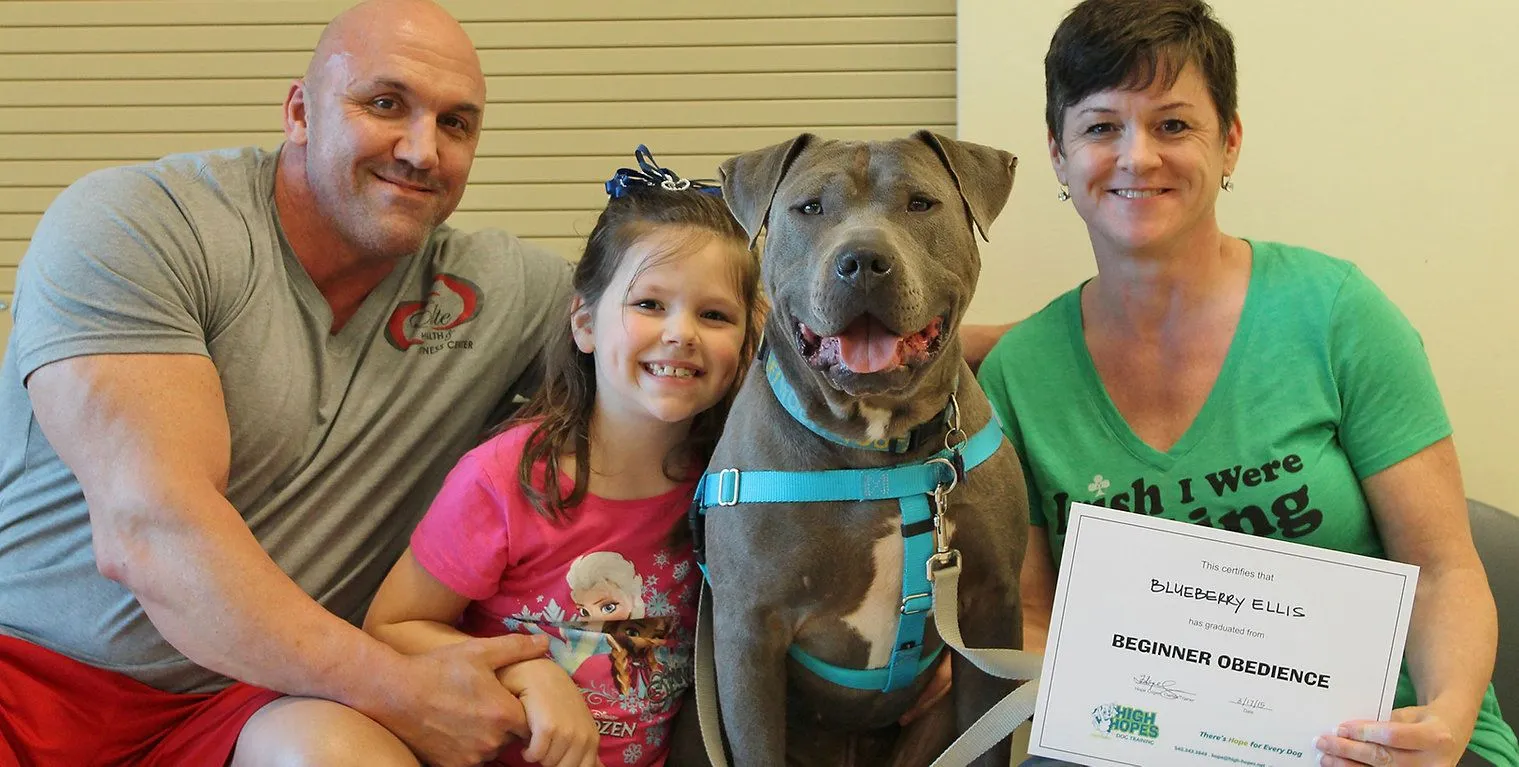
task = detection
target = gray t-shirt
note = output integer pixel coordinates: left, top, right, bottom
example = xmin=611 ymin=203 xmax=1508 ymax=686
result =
xmin=0 ymin=146 xmax=574 ymax=693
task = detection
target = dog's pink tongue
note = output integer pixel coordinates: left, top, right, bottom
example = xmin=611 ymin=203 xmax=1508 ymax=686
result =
xmin=834 ymin=315 xmax=902 ymax=374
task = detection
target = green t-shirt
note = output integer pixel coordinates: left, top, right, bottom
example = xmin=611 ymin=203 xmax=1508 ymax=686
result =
xmin=978 ymin=241 xmax=1517 ymax=765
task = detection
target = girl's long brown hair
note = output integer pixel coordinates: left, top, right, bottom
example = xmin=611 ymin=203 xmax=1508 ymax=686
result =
xmin=510 ymin=187 xmax=762 ymax=524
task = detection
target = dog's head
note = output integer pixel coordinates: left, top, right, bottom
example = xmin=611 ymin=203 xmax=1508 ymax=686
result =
xmin=719 ymin=132 xmax=1015 ymax=425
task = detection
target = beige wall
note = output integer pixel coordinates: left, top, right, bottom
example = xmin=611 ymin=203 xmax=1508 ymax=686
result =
xmin=5 ymin=1 xmax=1511 ymax=514
xmin=960 ymin=0 xmax=1519 ymax=514
xmin=0 ymin=0 xmax=953 ymax=347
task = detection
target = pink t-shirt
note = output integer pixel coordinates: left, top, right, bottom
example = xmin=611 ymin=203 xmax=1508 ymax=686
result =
xmin=411 ymin=422 xmax=699 ymax=767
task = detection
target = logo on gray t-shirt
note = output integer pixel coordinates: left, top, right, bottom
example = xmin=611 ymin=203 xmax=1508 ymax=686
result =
xmin=385 ymin=273 xmax=484 ymax=353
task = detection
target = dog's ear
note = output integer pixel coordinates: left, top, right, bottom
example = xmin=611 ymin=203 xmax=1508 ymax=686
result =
xmin=916 ymin=131 xmax=1017 ymax=242
xmin=718 ymin=133 xmax=815 ymax=249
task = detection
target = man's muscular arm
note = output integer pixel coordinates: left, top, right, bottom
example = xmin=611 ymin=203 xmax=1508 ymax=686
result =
xmin=27 ymin=352 xmax=544 ymax=764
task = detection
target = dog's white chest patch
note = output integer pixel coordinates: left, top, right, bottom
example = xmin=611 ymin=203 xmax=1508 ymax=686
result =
xmin=859 ymin=404 xmax=892 ymax=443
xmin=839 ymin=515 xmax=957 ymax=667
xmin=840 ymin=534 xmax=903 ymax=667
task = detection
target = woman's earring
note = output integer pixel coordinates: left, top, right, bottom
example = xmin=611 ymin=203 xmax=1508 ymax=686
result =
xmin=1057 ymin=185 xmax=1071 ymax=202
xmin=1221 ymin=175 xmax=1235 ymax=192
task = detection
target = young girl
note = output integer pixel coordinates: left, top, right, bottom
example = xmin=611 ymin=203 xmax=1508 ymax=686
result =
xmin=364 ymin=155 xmax=762 ymax=767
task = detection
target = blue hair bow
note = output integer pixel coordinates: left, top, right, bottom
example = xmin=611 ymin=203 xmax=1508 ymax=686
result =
xmin=604 ymin=145 xmax=723 ymax=199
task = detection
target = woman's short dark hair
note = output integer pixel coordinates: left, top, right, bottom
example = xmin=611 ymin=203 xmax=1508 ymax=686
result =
xmin=1045 ymin=0 xmax=1237 ymax=148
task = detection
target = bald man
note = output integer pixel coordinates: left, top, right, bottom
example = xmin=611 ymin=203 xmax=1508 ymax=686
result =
xmin=0 ymin=1 xmax=573 ymax=765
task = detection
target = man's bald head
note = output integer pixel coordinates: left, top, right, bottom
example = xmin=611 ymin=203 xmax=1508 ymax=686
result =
xmin=278 ymin=0 xmax=487 ymax=262
xmin=305 ymin=0 xmax=484 ymax=93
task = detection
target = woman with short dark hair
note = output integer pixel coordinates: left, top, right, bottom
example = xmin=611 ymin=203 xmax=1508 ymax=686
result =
xmin=979 ymin=1 xmax=1518 ymax=764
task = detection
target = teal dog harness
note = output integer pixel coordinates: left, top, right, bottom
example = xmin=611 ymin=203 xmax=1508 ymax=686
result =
xmin=690 ymin=353 xmax=1004 ymax=693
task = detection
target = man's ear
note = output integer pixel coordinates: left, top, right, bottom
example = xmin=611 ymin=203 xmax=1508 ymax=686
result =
xmin=718 ymin=133 xmax=815 ymax=249
xmin=283 ymin=79 xmax=310 ymax=145
xmin=570 ymin=295 xmax=594 ymax=353
xmin=916 ymin=131 xmax=1017 ymax=242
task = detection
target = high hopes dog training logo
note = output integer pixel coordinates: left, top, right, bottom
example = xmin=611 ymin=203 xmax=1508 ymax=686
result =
xmin=1091 ymin=703 xmax=1160 ymax=742
xmin=385 ymin=273 xmax=483 ymax=353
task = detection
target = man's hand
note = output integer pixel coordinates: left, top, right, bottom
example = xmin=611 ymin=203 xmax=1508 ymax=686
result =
xmin=375 ymin=634 xmax=548 ymax=767
xmin=499 ymin=658 xmax=603 ymax=767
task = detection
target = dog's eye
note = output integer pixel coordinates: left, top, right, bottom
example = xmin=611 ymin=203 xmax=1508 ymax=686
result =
xmin=907 ymin=197 xmax=937 ymax=213
xmin=797 ymin=200 xmax=823 ymax=216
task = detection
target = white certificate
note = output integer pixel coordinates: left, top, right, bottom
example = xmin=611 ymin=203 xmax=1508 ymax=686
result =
xmin=1028 ymin=503 xmax=1418 ymax=767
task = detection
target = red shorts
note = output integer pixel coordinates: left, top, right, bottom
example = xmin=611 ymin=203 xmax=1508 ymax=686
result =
xmin=0 ymin=635 xmax=283 ymax=767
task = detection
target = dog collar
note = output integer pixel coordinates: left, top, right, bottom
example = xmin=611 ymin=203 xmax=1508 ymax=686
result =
xmin=762 ymin=350 xmax=954 ymax=455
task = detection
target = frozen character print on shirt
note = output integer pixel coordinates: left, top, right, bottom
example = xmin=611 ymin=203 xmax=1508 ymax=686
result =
xmin=568 ymin=551 xmax=647 ymax=624
xmin=500 ymin=545 xmax=697 ymax=759
xmin=566 ymin=552 xmax=676 ymax=696
xmin=603 ymin=616 xmax=674 ymax=697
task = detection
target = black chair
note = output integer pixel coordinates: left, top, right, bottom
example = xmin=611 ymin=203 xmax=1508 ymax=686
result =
xmin=1470 ymin=498 xmax=1517 ymax=728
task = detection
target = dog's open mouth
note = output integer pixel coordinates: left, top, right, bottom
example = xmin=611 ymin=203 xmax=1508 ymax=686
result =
xmin=794 ymin=314 xmax=946 ymax=375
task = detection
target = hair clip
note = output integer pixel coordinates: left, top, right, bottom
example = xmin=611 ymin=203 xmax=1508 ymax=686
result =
xmin=604 ymin=145 xmax=723 ymax=200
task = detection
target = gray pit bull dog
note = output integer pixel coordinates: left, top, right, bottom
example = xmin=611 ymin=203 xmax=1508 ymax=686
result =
xmin=687 ymin=131 xmax=1030 ymax=766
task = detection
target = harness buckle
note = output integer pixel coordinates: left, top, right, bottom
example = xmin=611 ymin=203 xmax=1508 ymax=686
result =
xmin=900 ymin=591 xmax=933 ymax=615
xmin=926 ymin=549 xmax=961 ymax=581
xmin=716 ymin=468 xmax=742 ymax=507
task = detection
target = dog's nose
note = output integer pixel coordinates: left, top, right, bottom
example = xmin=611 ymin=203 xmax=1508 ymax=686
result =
xmin=834 ymin=248 xmax=894 ymax=284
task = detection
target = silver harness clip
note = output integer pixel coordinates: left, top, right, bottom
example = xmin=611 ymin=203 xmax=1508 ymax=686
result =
xmin=925 ymin=393 xmax=967 ymax=580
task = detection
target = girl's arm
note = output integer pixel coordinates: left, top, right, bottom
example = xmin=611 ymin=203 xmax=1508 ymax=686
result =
xmin=1317 ymin=437 xmax=1496 ymax=767
xmin=364 ymin=548 xmax=478 ymax=652
xmin=497 ymin=657 xmax=603 ymax=767
xmin=365 ymin=549 xmax=602 ymax=767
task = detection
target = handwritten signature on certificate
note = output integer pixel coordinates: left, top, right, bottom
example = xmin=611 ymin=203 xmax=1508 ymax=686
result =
xmin=1131 ymin=674 xmax=1196 ymax=702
